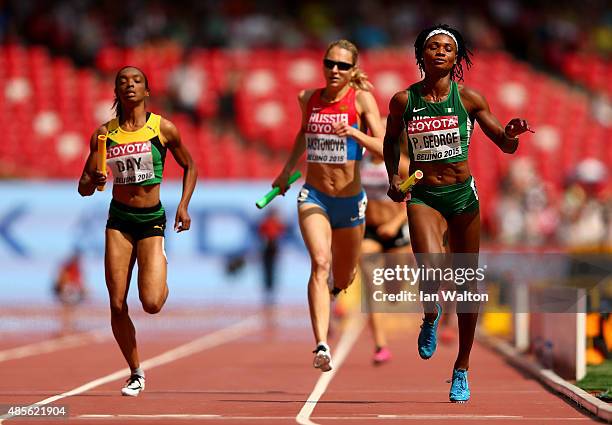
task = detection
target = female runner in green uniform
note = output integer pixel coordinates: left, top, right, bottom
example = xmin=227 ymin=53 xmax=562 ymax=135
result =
xmin=384 ymin=25 xmax=533 ymax=402
xmin=78 ymin=66 xmax=197 ymax=396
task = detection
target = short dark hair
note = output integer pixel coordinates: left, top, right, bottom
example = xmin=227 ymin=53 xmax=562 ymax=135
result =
xmin=414 ymin=24 xmax=473 ymax=82
xmin=112 ymin=66 xmax=149 ymax=120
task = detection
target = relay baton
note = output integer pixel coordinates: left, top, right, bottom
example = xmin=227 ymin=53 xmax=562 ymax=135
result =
xmin=399 ymin=169 xmax=423 ymax=193
xmin=96 ymin=134 xmax=107 ymax=191
xmin=256 ymin=171 xmax=302 ymax=209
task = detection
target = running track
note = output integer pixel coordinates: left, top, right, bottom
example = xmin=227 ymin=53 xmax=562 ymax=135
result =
xmin=0 ymin=305 xmax=600 ymax=424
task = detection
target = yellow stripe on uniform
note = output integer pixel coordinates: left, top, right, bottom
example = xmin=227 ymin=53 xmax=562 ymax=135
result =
xmin=107 ymin=113 xmax=163 ymax=144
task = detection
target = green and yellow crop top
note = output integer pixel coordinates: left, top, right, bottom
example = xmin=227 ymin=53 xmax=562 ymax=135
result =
xmin=105 ymin=112 xmax=166 ymax=186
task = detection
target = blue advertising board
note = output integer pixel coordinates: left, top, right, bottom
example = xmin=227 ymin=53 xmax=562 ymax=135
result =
xmin=0 ymin=181 xmax=310 ymax=305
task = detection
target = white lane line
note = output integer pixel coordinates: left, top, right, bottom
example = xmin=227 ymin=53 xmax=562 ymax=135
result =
xmin=80 ymin=414 xmax=222 ymax=419
xmin=0 ymin=328 xmax=110 ymax=362
xmin=337 ymin=389 xmax=544 ymax=394
xmin=377 ymin=415 xmax=591 ymax=421
xmin=0 ymin=315 xmax=261 ymax=424
xmin=378 ymin=414 xmax=523 ymax=419
xmin=295 ymin=314 xmax=366 ymax=425
xmin=73 ymin=414 xmax=593 ymax=421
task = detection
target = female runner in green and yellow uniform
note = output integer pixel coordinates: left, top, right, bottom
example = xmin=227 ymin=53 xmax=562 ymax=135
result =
xmin=78 ymin=66 xmax=197 ymax=397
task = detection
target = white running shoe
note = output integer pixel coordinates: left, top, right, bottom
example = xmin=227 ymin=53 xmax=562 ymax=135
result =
xmin=313 ymin=343 xmax=333 ymax=372
xmin=121 ymin=374 xmax=145 ymax=397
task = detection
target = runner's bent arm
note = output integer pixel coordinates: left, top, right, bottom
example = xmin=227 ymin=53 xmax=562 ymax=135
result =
xmin=460 ymin=86 xmax=532 ymax=154
xmin=163 ymin=117 xmax=197 ymax=232
xmin=384 ymin=91 xmax=408 ymax=202
xmin=272 ymin=89 xmax=313 ymax=193
xmin=333 ymin=90 xmax=384 ymax=157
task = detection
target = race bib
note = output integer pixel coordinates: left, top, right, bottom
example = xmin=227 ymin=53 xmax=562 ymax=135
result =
xmin=407 ymin=115 xmax=462 ymax=161
xmin=305 ymin=134 xmax=347 ymax=164
xmin=107 ymin=141 xmax=155 ymax=184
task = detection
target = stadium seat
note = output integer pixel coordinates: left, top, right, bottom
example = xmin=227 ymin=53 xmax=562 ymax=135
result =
xmin=1 ymin=45 xmax=608 ymax=228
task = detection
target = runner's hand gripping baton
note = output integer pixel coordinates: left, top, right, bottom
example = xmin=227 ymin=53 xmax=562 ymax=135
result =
xmin=256 ymin=171 xmax=302 ymax=209
xmin=96 ymin=134 xmax=107 ymax=192
xmin=399 ymin=170 xmax=423 ymax=193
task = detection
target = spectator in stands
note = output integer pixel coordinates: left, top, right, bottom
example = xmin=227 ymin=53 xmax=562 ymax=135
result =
xmin=216 ymin=69 xmax=241 ymax=134
xmin=559 ymin=158 xmax=609 ymax=251
xmin=7 ymin=1 xmax=611 ymax=71
xmin=77 ymin=66 xmax=197 ymax=397
xmin=384 ymin=24 xmax=533 ymax=403
xmin=167 ymin=51 xmax=205 ymax=123
xmin=494 ymin=158 xmax=559 ymax=246
xmin=272 ymin=39 xmax=385 ymax=373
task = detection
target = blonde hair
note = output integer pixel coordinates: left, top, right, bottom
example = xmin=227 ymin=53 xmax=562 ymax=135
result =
xmin=325 ymin=39 xmax=373 ymax=92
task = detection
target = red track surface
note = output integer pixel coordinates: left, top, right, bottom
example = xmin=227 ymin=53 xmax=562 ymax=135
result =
xmin=0 ymin=306 xmax=600 ymax=424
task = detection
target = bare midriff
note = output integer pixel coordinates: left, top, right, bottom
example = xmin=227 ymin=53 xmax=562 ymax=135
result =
xmin=305 ymin=161 xmax=362 ymax=197
xmin=112 ymin=184 xmax=161 ymax=207
xmin=410 ymin=159 xmax=470 ymax=186
xmin=365 ymin=199 xmax=404 ymax=227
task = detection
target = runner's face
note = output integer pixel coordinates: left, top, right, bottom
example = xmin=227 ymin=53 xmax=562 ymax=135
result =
xmin=422 ymin=34 xmax=457 ymax=74
xmin=323 ymin=47 xmax=354 ymax=90
xmin=115 ymin=68 xmax=149 ymax=105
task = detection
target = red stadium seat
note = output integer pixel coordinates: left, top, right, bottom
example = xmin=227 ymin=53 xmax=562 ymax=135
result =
xmin=1 ymin=45 xmax=607 ymax=219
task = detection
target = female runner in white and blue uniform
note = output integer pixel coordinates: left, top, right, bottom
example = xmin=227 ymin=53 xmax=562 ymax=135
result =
xmin=273 ymin=40 xmax=384 ymax=372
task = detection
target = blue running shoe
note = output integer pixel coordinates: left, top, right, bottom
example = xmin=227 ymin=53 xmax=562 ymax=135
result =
xmin=449 ymin=369 xmax=470 ymax=403
xmin=418 ymin=302 xmax=441 ymax=359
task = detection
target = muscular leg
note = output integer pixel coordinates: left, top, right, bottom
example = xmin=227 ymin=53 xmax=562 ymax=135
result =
xmin=407 ymin=204 xmax=447 ymax=321
xmin=299 ymin=205 xmax=332 ymax=345
xmin=137 ymin=236 xmax=168 ymax=314
xmin=447 ymin=210 xmax=480 ymax=370
xmin=331 ymin=224 xmax=365 ymax=290
xmin=105 ymin=228 xmax=138 ymax=370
